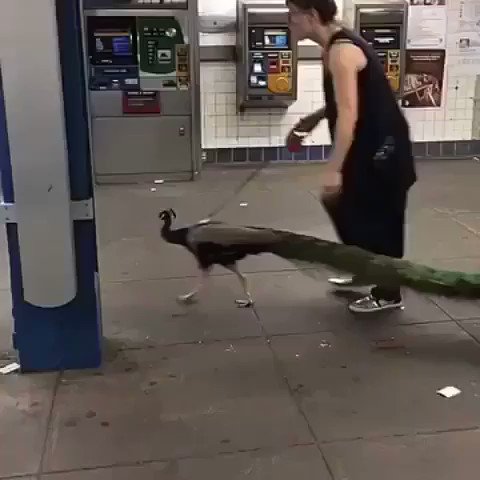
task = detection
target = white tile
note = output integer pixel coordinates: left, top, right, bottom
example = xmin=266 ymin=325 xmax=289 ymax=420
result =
xmin=227 ymin=125 xmax=239 ymax=138
xmin=310 ymin=124 xmax=330 ymax=145
xmin=423 ymin=122 xmax=435 ymax=141
xmin=225 ymin=137 xmax=240 ymax=147
xmin=214 ymin=82 xmax=235 ymax=93
xmin=462 ymin=120 xmax=473 ymax=133
xmin=248 ymin=137 xmax=270 ymax=147
xmin=269 ymin=135 xmax=282 ymax=146
xmin=434 ymin=121 xmax=445 ymax=138
xmin=204 ymin=102 xmax=215 ymax=115
xmin=199 ymin=53 xmax=476 ymax=149
xmin=239 ymin=126 xmax=269 ymax=138
xmin=411 ymin=121 xmax=424 ymax=141
xmin=215 ymin=103 xmax=227 ymax=115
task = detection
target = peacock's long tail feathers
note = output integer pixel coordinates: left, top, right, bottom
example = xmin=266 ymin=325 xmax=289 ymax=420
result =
xmin=245 ymin=226 xmax=480 ymax=299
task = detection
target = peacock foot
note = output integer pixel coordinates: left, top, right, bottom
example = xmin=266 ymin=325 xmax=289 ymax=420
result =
xmin=235 ymin=299 xmax=254 ymax=308
xmin=177 ymin=292 xmax=198 ymax=305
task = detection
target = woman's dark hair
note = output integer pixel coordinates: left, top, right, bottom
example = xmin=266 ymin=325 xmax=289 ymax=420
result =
xmin=287 ymin=0 xmax=338 ymax=23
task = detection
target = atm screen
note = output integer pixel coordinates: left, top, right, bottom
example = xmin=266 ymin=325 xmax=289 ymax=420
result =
xmin=360 ymin=27 xmax=401 ymax=50
xmin=94 ymin=30 xmax=132 ymax=57
xmin=88 ymin=16 xmax=138 ymax=67
xmin=249 ymin=27 xmax=290 ymax=50
xmin=264 ymin=29 xmax=288 ymax=48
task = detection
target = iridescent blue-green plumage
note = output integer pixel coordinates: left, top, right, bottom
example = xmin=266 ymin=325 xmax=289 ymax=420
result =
xmin=159 ymin=209 xmax=480 ymax=300
xmin=257 ymin=226 xmax=480 ymax=299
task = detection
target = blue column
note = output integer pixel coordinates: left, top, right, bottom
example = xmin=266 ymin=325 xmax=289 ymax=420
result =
xmin=0 ymin=1 xmax=102 ymax=372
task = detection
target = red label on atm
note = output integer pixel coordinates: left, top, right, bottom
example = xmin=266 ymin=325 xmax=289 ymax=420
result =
xmin=268 ymin=60 xmax=279 ymax=73
xmin=122 ymin=91 xmax=160 ymax=114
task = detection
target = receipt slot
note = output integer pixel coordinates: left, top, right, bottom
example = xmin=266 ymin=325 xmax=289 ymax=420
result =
xmin=344 ymin=0 xmax=408 ymax=98
xmin=237 ymin=0 xmax=298 ymax=110
xmin=82 ymin=0 xmax=201 ymax=183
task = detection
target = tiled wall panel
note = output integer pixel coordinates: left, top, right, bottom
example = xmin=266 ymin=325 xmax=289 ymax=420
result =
xmin=198 ymin=0 xmax=478 ymax=160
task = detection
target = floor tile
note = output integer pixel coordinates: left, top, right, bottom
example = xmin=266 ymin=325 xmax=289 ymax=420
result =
xmin=420 ymin=258 xmax=480 ymax=319
xmin=250 ymin=271 xmax=450 ymax=337
xmin=430 ymin=296 xmax=480 ymax=320
xmin=43 ymin=340 xmax=312 ymax=471
xmin=405 ymin=212 xmax=480 ymax=261
xmin=41 ymin=445 xmax=329 ymax=479
xmin=271 ymin=322 xmax=480 ymax=442
xmin=458 ymin=319 xmax=480 ymax=343
xmin=96 ymin=185 xmax=243 ymax=282
xmin=322 ymin=430 xmax=480 ymax=480
xmin=0 ymin=372 xmax=57 ymax=477
xmin=101 ymin=275 xmax=262 ymax=348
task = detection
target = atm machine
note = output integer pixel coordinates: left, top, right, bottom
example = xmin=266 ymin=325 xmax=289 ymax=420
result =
xmin=236 ymin=0 xmax=298 ymax=111
xmin=82 ymin=0 xmax=200 ymax=183
xmin=343 ymin=0 xmax=408 ymax=98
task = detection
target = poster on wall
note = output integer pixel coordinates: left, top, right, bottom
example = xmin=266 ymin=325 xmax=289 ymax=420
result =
xmin=447 ymin=0 xmax=480 ymax=74
xmin=407 ymin=0 xmax=447 ymax=49
xmin=402 ymin=49 xmax=446 ymax=108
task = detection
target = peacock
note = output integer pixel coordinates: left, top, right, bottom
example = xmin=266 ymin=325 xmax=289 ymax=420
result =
xmin=159 ymin=209 xmax=279 ymax=307
xmin=159 ymin=209 xmax=480 ymax=306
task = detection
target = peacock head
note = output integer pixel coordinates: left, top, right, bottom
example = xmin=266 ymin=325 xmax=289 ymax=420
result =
xmin=159 ymin=209 xmax=177 ymax=224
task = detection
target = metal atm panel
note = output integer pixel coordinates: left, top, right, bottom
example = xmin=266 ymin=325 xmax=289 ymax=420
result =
xmin=82 ymin=0 xmax=200 ymax=183
xmin=237 ymin=0 xmax=298 ymax=111
xmin=348 ymin=1 xmax=408 ymax=99
xmin=92 ymin=116 xmax=191 ymax=175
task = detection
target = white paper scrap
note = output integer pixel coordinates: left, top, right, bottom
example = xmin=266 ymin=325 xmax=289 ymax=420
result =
xmin=437 ymin=386 xmax=461 ymax=398
xmin=0 ymin=362 xmax=20 ymax=375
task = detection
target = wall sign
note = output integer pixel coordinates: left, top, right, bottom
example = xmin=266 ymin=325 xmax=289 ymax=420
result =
xmin=447 ymin=0 xmax=480 ymax=75
xmin=402 ymin=49 xmax=446 ymax=108
xmin=407 ymin=0 xmax=447 ymax=50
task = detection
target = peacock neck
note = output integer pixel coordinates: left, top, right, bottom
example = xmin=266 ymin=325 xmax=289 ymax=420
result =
xmin=161 ymin=219 xmax=173 ymax=239
xmin=161 ymin=219 xmax=187 ymax=246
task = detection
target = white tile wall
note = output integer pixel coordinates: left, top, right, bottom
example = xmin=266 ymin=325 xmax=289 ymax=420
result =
xmin=200 ymin=62 xmax=329 ymax=148
xmin=199 ymin=0 xmax=477 ymax=149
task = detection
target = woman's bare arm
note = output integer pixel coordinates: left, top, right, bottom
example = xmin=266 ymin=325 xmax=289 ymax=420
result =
xmin=326 ymin=42 xmax=365 ymax=171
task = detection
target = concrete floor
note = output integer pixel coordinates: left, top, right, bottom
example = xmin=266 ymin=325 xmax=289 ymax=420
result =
xmin=2 ymin=160 xmax=480 ymax=479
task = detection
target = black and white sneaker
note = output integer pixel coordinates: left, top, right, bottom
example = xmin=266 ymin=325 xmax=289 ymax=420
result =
xmin=349 ymin=294 xmax=404 ymax=313
xmin=328 ymin=276 xmax=371 ymax=288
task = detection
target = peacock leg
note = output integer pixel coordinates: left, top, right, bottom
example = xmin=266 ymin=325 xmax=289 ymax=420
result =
xmin=228 ymin=265 xmax=254 ymax=308
xmin=177 ymin=269 xmax=209 ymax=304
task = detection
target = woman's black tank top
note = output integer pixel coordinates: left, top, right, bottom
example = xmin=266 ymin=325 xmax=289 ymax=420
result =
xmin=323 ymin=28 xmax=416 ymax=191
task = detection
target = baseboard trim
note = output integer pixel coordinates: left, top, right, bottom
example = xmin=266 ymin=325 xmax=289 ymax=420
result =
xmin=203 ymin=140 xmax=480 ymax=165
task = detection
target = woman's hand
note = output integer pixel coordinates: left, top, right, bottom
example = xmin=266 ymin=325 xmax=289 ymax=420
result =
xmin=320 ymin=169 xmax=342 ymax=195
xmin=286 ymin=129 xmax=305 ymax=153
xmin=286 ymin=109 xmax=326 ymax=152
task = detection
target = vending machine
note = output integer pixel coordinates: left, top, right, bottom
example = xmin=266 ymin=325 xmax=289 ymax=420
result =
xmin=236 ymin=0 xmax=298 ymax=111
xmin=343 ymin=0 xmax=408 ymax=98
xmin=82 ymin=0 xmax=201 ymax=183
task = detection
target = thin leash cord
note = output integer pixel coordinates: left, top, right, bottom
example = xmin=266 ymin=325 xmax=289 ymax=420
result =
xmin=206 ymin=158 xmax=274 ymax=219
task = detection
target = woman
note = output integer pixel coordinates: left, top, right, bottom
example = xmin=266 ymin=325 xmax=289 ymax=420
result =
xmin=286 ymin=0 xmax=417 ymax=313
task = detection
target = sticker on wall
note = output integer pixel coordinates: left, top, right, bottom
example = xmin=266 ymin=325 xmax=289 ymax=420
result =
xmin=402 ymin=49 xmax=445 ymax=108
xmin=406 ymin=0 xmax=447 ymax=50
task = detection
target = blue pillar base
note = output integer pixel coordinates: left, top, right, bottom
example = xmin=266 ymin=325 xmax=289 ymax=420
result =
xmin=8 ymin=221 xmax=102 ymax=373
